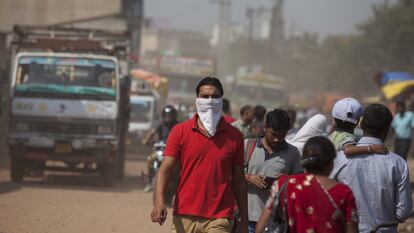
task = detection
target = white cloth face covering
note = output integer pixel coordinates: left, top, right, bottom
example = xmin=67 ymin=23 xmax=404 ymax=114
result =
xmin=196 ymin=97 xmax=223 ymax=136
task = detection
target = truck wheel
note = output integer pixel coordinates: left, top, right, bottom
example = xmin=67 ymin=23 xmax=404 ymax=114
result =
xmin=10 ymin=158 xmax=26 ymax=182
xmin=100 ymin=163 xmax=116 ymax=187
xmin=116 ymin=146 xmax=125 ymax=180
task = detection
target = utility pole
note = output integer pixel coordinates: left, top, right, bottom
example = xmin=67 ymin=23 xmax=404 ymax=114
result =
xmin=246 ymin=7 xmax=254 ymax=71
xmin=246 ymin=6 xmax=266 ymax=72
xmin=269 ymin=0 xmax=284 ymax=53
xmin=213 ymin=0 xmax=231 ymax=79
xmin=123 ymin=0 xmax=144 ymax=69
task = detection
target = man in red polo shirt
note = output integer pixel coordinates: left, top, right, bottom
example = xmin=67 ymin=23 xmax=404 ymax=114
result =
xmin=151 ymin=77 xmax=248 ymax=233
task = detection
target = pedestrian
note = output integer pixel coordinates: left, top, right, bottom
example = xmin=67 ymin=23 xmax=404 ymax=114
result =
xmin=331 ymin=104 xmax=413 ymax=233
xmin=254 ymin=105 xmax=267 ymax=123
xmin=287 ymin=114 xmax=328 ymax=155
xmin=255 ymin=136 xmax=359 ymax=233
xmin=244 ymin=109 xmax=303 ymax=233
xmin=251 ymin=106 xmax=267 ymax=138
xmin=232 ymin=105 xmax=255 ymax=138
xmin=151 ymin=77 xmax=248 ymax=233
xmin=391 ymin=101 xmax=414 ymax=159
xmin=285 ymin=109 xmax=299 ymax=142
xmin=141 ymin=105 xmax=179 ymax=193
xmin=223 ymin=98 xmax=236 ymax=123
xmin=329 ymin=97 xmax=388 ymax=156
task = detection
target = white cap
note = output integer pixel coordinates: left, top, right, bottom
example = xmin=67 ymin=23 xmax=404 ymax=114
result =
xmin=332 ymin=98 xmax=363 ymax=124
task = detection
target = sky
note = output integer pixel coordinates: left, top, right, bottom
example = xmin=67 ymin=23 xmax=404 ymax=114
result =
xmin=145 ymin=0 xmax=388 ymax=38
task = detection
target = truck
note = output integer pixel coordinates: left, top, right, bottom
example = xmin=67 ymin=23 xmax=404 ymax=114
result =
xmin=126 ymin=69 xmax=167 ymax=151
xmin=6 ymin=25 xmax=131 ymax=186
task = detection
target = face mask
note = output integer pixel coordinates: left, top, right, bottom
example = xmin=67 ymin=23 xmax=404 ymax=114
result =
xmin=196 ymin=97 xmax=223 ymax=136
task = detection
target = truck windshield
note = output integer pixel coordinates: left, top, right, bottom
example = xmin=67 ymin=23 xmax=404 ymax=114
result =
xmin=14 ymin=56 xmax=117 ymax=100
xmin=130 ymin=98 xmax=153 ymax=123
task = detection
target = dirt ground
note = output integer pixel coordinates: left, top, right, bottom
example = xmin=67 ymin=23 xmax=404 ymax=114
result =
xmin=0 ymin=152 xmax=414 ymax=233
xmin=0 ymin=152 xmax=173 ymax=233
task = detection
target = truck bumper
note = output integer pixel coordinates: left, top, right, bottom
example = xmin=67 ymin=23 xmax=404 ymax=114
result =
xmin=9 ymin=146 xmax=115 ymax=164
xmin=8 ymin=132 xmax=118 ymax=149
xmin=8 ymin=132 xmax=118 ymax=164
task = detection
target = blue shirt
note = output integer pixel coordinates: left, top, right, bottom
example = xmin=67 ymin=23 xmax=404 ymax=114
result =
xmin=330 ymin=137 xmax=412 ymax=233
xmin=392 ymin=111 xmax=414 ymax=139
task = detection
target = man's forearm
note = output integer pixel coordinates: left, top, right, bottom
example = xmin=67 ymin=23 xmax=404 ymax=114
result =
xmin=154 ymin=168 xmax=170 ymax=205
xmin=232 ymin=174 xmax=248 ymax=223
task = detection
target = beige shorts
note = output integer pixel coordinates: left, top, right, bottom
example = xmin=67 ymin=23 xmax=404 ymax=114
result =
xmin=172 ymin=215 xmax=231 ymax=233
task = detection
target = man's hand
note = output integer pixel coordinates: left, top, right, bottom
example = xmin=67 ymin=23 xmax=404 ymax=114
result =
xmin=370 ymin=144 xmax=388 ymax=154
xmin=151 ymin=203 xmax=167 ymax=225
xmin=246 ymin=175 xmax=267 ymax=189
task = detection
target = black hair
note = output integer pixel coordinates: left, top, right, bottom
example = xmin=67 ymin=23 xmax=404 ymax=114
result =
xmin=265 ymin=109 xmax=291 ymax=132
xmin=195 ymin=77 xmax=224 ymax=97
xmin=334 ymin=118 xmax=357 ymax=132
xmin=396 ymin=101 xmax=406 ymax=108
xmin=361 ymin=104 xmax=393 ymax=137
xmin=254 ymin=105 xmax=267 ymax=122
xmin=301 ymin=136 xmax=336 ymax=173
xmin=222 ymin=98 xmax=231 ymax=113
xmin=286 ymin=109 xmax=296 ymax=129
xmin=240 ymin=105 xmax=253 ymax=116
xmin=286 ymin=109 xmax=296 ymax=122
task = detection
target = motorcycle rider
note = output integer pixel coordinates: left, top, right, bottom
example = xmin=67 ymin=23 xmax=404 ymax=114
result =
xmin=142 ymin=105 xmax=179 ymax=192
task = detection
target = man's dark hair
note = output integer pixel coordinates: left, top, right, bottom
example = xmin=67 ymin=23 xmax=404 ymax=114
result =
xmin=302 ymin=136 xmax=336 ymax=174
xmin=254 ymin=105 xmax=267 ymax=122
xmin=396 ymin=101 xmax=405 ymax=108
xmin=286 ymin=109 xmax=296 ymax=129
xmin=195 ymin=77 xmax=224 ymax=97
xmin=265 ymin=109 xmax=291 ymax=132
xmin=361 ymin=104 xmax=393 ymax=136
xmin=240 ymin=105 xmax=253 ymax=116
xmin=334 ymin=118 xmax=357 ymax=132
xmin=223 ymin=98 xmax=230 ymax=113
xmin=286 ymin=109 xmax=296 ymax=122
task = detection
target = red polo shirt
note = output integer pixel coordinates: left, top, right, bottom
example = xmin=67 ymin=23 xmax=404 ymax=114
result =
xmin=164 ymin=114 xmax=244 ymax=219
xmin=223 ymin=114 xmax=236 ymax=124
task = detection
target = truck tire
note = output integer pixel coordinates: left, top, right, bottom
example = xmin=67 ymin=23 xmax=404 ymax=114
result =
xmin=100 ymin=163 xmax=116 ymax=187
xmin=116 ymin=145 xmax=125 ymax=180
xmin=10 ymin=158 xmax=25 ymax=182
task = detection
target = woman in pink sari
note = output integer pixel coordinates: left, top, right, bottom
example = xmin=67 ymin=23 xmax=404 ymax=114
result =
xmin=256 ymin=136 xmax=358 ymax=233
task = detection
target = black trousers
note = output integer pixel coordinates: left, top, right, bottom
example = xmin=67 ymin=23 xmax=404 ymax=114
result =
xmin=394 ymin=138 xmax=411 ymax=160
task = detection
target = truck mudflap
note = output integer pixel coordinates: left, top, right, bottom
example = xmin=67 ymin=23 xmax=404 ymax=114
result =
xmin=9 ymin=146 xmax=116 ymax=164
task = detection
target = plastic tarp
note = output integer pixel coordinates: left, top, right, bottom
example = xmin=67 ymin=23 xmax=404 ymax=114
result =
xmin=380 ymin=72 xmax=414 ymax=100
xmin=130 ymin=69 xmax=168 ymax=97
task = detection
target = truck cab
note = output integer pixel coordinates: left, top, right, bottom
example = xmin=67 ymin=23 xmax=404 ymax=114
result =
xmin=6 ymin=26 xmax=131 ymax=186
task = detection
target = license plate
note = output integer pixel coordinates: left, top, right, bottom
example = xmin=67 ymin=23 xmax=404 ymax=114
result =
xmin=55 ymin=143 xmax=72 ymax=154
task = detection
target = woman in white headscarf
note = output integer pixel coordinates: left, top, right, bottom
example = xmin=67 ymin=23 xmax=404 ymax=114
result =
xmin=287 ymin=114 xmax=328 ymax=155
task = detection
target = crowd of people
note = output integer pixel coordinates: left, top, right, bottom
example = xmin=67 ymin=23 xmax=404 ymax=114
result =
xmin=150 ymin=77 xmax=413 ymax=233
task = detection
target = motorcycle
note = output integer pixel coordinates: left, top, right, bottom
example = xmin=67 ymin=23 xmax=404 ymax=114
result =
xmin=148 ymin=141 xmax=178 ymax=206
xmin=150 ymin=141 xmax=166 ymax=180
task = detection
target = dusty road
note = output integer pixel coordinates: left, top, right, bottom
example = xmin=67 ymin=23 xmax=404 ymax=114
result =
xmin=0 ymin=152 xmax=173 ymax=233
xmin=1 ymin=149 xmax=414 ymax=232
